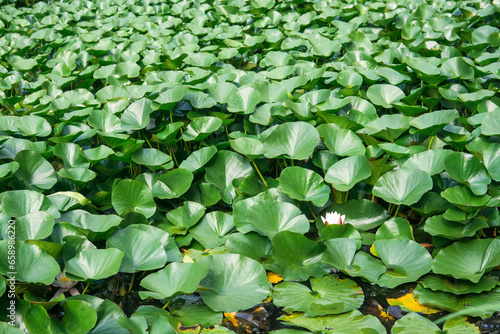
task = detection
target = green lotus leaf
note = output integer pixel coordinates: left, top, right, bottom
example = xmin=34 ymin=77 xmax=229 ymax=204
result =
xmin=401 ymin=149 xmax=453 ymax=176
xmin=184 ymin=52 xmax=218 ymax=67
xmin=229 ymin=137 xmax=264 ymax=159
xmin=263 ymin=122 xmax=319 ymax=160
xmin=0 ymin=161 xmax=19 ymax=179
xmin=0 ymin=190 xmax=59 ymax=219
xmin=16 ymin=115 xmax=52 ymax=137
xmin=391 ymin=312 xmax=446 ymax=334
xmin=53 ymin=142 xmax=90 ymax=168
xmin=377 ymin=143 xmax=424 ymax=159
xmin=88 ymin=110 xmax=122 ymax=133
xmin=325 ymin=155 xmax=372 ymax=192
xmin=199 ymin=254 xmax=270 ymax=312
xmin=375 ymin=67 xmax=411 ymax=85
xmin=432 ymin=238 xmax=500 ymax=283
xmin=279 ymin=166 xmax=331 ymax=207
xmin=322 ymin=238 xmax=385 ymax=283
xmin=317 ymin=123 xmax=365 ymax=157
xmin=166 ymin=201 xmax=206 ymax=232
xmin=8 ymin=55 xmax=38 ymax=71
xmin=65 ymin=248 xmax=124 ymax=281
xmin=440 ymin=186 xmax=491 ymax=212
xmin=424 ymin=215 xmax=488 ymax=240
xmin=363 ymin=114 xmax=412 ymax=141
xmin=24 ymin=304 xmax=51 ymax=334
xmin=131 ymin=148 xmax=172 ymax=169
xmin=183 ymin=117 xmax=223 ymax=142
xmin=409 ymin=109 xmax=459 ymax=136
xmin=414 ymin=285 xmax=500 ymax=318
xmin=253 ymin=81 xmax=287 ymax=103
xmin=140 ymin=262 xmax=208 ymax=300
xmin=189 ymin=211 xmax=235 ymax=249
xmin=73 ymin=212 xmax=122 ymax=233
xmin=444 ymin=152 xmax=491 ymax=196
xmin=155 ymin=122 xmax=184 ymax=141
xmin=112 ymin=179 xmax=156 ymax=218
xmin=420 ymin=275 xmax=499 ymax=295
xmin=320 ymin=224 xmax=362 ymax=246
xmin=153 ymin=168 xmax=193 ymax=199
xmin=15 ymin=211 xmax=54 ymax=241
xmin=271 ymin=231 xmax=330 ymax=281
xmin=81 ymin=145 xmax=115 ymax=163
xmin=441 ymin=57 xmax=475 ymax=80
xmin=374 ymin=239 xmax=432 ymax=288
xmin=375 ymin=217 xmax=413 ymax=240
xmin=279 ymin=311 xmax=386 ymax=334
xmin=225 ymin=232 xmax=273 ymax=267
xmin=373 ymin=169 xmax=433 ymax=206
xmin=366 ymin=84 xmax=405 ymax=108
xmin=154 ymin=86 xmax=189 ymax=110
xmin=179 ymin=146 xmax=217 ymax=172
xmin=205 ymin=151 xmax=253 ymax=203
xmin=14 ymin=150 xmax=57 ymax=190
xmin=121 ymin=98 xmax=154 ymax=131
xmin=322 ymin=199 xmax=389 ymax=232
xmin=208 ymin=82 xmax=238 ymax=104
xmin=59 ymin=167 xmax=97 ymax=184
xmin=244 ymin=200 xmax=310 ymax=239
xmin=481 ymin=109 xmax=500 ymax=136
xmin=273 ymin=276 xmax=364 ymax=317
xmin=227 ymin=86 xmax=261 ymax=114
xmin=483 ymin=142 xmax=500 ymax=181
xmin=0 ymin=240 xmax=59 ymax=284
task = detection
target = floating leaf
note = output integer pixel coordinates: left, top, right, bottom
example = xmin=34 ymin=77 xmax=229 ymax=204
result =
xmin=279 ymin=167 xmax=331 ymax=207
xmin=263 ymin=122 xmax=319 ymax=160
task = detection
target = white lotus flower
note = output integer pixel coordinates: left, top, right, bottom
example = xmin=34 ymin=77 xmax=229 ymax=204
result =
xmin=52 ymin=271 xmax=80 ymax=298
xmin=321 ymin=211 xmax=345 ymax=226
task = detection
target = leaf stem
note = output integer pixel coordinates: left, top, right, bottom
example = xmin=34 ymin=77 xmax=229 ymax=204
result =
xmin=128 ymin=272 xmax=135 ymax=293
xmin=252 ymin=160 xmax=267 ymax=187
xmin=306 ymin=201 xmax=317 ymax=219
xmin=82 ymin=282 xmax=91 ymax=295
xmin=162 ymin=299 xmax=171 ymax=310
xmin=394 ymin=205 xmax=401 ymax=217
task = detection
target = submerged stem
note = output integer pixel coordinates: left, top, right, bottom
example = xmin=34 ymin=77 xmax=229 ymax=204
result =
xmin=128 ymin=272 xmax=135 ymax=293
xmin=252 ymin=160 xmax=268 ymax=187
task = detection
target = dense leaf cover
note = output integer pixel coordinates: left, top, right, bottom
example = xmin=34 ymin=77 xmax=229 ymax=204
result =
xmin=1 ymin=0 xmax=500 ymax=332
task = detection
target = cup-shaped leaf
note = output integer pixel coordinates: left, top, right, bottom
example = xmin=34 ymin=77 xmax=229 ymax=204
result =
xmin=14 ymin=150 xmax=57 ymax=190
xmin=53 ymin=143 xmax=90 ymax=168
xmin=375 ymin=217 xmax=413 ymax=241
xmin=65 ymin=248 xmax=124 ymax=280
xmin=373 ymin=169 xmax=433 ymax=206
xmin=229 ymin=137 xmax=264 ymax=159
xmin=374 ymin=239 xmax=432 ymax=288
xmin=0 ymin=190 xmax=59 ymax=219
xmin=317 ymin=124 xmax=365 ymax=157
xmin=120 ymin=98 xmax=154 ymax=131
xmin=199 ymin=254 xmax=270 ymax=312
xmin=227 ymin=86 xmax=261 ymax=114
xmin=154 ymin=86 xmax=189 ymax=110
xmin=325 ymin=155 xmax=372 ymax=192
xmin=0 ymin=240 xmax=59 ymax=284
xmin=401 ymin=149 xmax=453 ymax=176
xmin=409 ymin=109 xmax=459 ymax=136
xmin=367 ymin=84 xmax=405 ymax=108
xmin=73 ymin=212 xmax=122 ymax=233
xmin=432 ymin=238 xmax=500 ymax=283
xmin=440 ymin=186 xmax=491 ymax=212
xmin=183 ymin=117 xmax=223 ymax=142
xmin=424 ymin=215 xmax=488 ymax=240
xmin=279 ymin=166 xmax=331 ymax=207
xmin=15 ymin=211 xmax=54 ymax=241
xmin=271 ymin=231 xmax=330 ymax=281
xmin=166 ymin=201 xmax=206 ymax=232
xmin=363 ymin=114 xmax=412 ymax=141
xmin=139 ymin=262 xmax=208 ymax=300
xmin=273 ymin=275 xmax=364 ymax=316
xmin=16 ymin=115 xmax=51 ymax=137
xmin=189 ymin=211 xmax=235 ymax=249
xmin=132 ymin=148 xmax=172 ymax=169
xmin=245 ymin=200 xmax=310 ymax=239
xmin=106 ymin=226 xmax=167 ymax=273
xmin=153 ymin=168 xmax=193 ymax=199
xmin=263 ymin=122 xmax=319 ymax=160
xmin=483 ymin=143 xmax=500 ymax=182
xmin=112 ymin=179 xmax=156 ymax=218
xmin=420 ymin=275 xmax=499 ymax=295
xmin=444 ymin=152 xmax=491 ymax=196
xmin=179 ymin=146 xmax=217 ymax=172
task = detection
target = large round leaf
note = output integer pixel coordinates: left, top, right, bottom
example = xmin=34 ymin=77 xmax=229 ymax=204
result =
xmin=198 ymin=254 xmax=270 ymax=312
xmin=245 ymin=200 xmax=310 ymax=239
xmin=227 ymin=86 xmax=261 ymax=114
xmin=273 ymin=276 xmax=364 ymax=317
xmin=152 ymin=168 xmax=193 ymax=199
xmin=65 ymin=248 xmax=124 ymax=281
xmin=444 ymin=152 xmax=491 ymax=196
xmin=166 ymin=201 xmax=206 ymax=232
xmin=179 ymin=146 xmax=217 ymax=172
xmin=183 ymin=117 xmax=223 ymax=141
xmin=325 ymin=155 xmax=372 ymax=191
xmin=317 ymin=124 xmax=365 ymax=157
xmin=263 ymin=122 xmax=319 ymax=160
xmin=106 ymin=226 xmax=167 ymax=273
xmin=432 ymin=238 xmax=500 ymax=283
xmin=0 ymin=240 xmax=59 ymax=284
xmin=14 ymin=150 xmax=57 ymax=190
xmin=139 ymin=262 xmax=208 ymax=300
xmin=189 ymin=211 xmax=235 ymax=249
xmin=374 ymin=239 xmax=432 ymax=288
xmin=120 ymin=98 xmax=154 ymax=131
xmin=367 ymin=84 xmax=405 ymax=108
xmin=279 ymin=167 xmax=331 ymax=207
xmin=0 ymin=190 xmax=59 ymax=219
xmin=401 ymin=149 xmax=453 ymax=176
xmin=112 ymin=179 xmax=156 ymax=218
xmin=205 ymin=151 xmax=253 ymax=203
xmin=271 ymin=231 xmax=330 ymax=281
xmin=373 ymin=169 xmax=433 ymax=206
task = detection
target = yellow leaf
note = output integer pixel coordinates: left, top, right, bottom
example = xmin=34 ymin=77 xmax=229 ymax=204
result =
xmin=370 ymin=244 xmax=379 ymax=257
xmin=387 ymin=292 xmax=441 ymax=314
